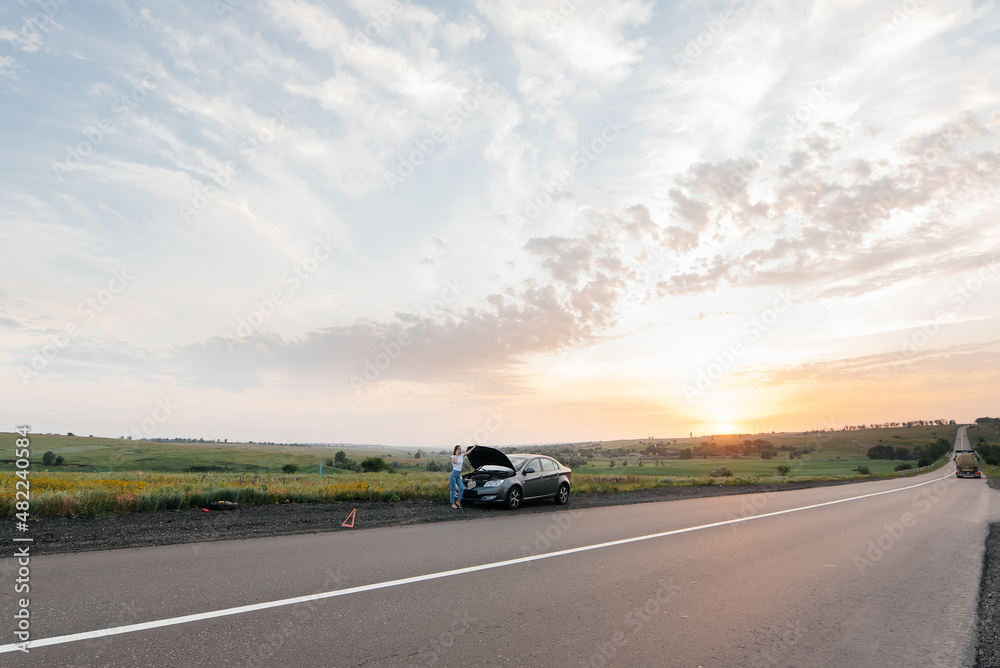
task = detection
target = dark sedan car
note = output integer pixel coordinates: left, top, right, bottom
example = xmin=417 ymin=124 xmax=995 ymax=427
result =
xmin=460 ymin=446 xmax=572 ymax=509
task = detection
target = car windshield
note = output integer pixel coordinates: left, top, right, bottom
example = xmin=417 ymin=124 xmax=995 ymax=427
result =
xmin=509 ymin=456 xmax=529 ymax=470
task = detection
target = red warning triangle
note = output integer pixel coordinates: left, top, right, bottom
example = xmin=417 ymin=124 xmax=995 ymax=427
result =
xmin=342 ymin=508 xmax=357 ymax=528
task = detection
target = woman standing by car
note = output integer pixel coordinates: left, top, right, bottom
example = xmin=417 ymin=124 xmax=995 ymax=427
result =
xmin=450 ymin=444 xmax=476 ymax=509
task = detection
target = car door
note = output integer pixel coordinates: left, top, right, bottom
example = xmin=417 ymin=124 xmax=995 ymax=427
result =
xmin=521 ymin=458 xmax=546 ymax=498
xmin=539 ymin=457 xmax=561 ymax=496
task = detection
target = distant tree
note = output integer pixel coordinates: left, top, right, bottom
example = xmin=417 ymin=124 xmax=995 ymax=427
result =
xmin=67 ymin=432 xmax=75 ymax=437
xmin=361 ymin=457 xmax=389 ymax=473
xmin=867 ymin=444 xmax=895 ymax=460
xmin=415 ymin=449 xmax=423 ymax=459
xmin=609 ymin=460 xmax=615 ymax=468
xmin=679 ymin=448 xmax=693 ymax=460
xmin=760 ymin=450 xmax=773 ymax=460
xmin=425 ymin=460 xmax=441 ymax=472
xmin=55 ymin=456 xmax=64 ymax=466
xmin=282 ymin=464 xmax=298 ymax=474
xmin=43 ymin=451 xmax=55 ymax=466
xmin=334 ymin=450 xmax=348 ymax=466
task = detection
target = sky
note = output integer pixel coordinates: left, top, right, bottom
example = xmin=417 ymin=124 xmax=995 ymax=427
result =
xmin=1 ymin=0 xmax=999 ymax=447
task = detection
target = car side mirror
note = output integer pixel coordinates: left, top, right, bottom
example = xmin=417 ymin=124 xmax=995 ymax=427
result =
xmin=524 ymin=467 xmax=535 ymax=474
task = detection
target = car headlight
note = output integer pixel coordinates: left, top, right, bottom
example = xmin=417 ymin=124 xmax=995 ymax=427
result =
xmin=483 ymin=479 xmax=505 ymax=487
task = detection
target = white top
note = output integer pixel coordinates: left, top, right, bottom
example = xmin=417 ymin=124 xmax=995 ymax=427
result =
xmin=451 ymin=454 xmax=463 ymax=472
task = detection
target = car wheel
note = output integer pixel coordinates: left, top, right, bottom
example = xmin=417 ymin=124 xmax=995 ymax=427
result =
xmin=554 ymin=483 xmax=570 ymax=505
xmin=505 ymin=487 xmax=522 ymax=510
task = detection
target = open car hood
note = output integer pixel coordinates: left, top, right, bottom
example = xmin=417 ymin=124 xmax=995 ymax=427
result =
xmin=467 ymin=445 xmax=516 ymax=471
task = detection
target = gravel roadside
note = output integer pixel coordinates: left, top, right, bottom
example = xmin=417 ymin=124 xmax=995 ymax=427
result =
xmin=23 ymin=476 xmax=890 ymax=557
xmin=976 ymin=464 xmax=1000 ymax=666
xmin=977 ymin=522 xmax=1000 ymax=667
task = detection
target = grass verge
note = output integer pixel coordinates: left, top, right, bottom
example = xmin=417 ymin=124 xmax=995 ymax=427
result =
xmin=3 ymin=454 xmax=954 ymax=518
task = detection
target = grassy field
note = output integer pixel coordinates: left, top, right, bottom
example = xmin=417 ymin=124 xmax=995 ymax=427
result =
xmin=0 ymin=424 xmax=959 ymax=517
xmin=969 ymin=422 xmax=1000 ymax=447
xmin=0 ymin=433 xmax=449 ymax=473
xmin=572 ymin=424 xmax=958 ymax=477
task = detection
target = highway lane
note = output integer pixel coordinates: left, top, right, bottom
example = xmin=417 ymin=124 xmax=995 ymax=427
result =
xmin=4 ymin=433 xmax=999 ymax=666
xmin=956 ymin=426 xmax=973 ymax=452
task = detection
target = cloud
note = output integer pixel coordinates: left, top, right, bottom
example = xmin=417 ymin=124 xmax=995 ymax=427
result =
xmin=652 ymin=116 xmax=1000 ymax=297
xmin=0 ymin=24 xmax=43 ymax=53
xmin=738 ymin=338 xmax=1000 ymax=388
xmin=476 ymin=0 xmax=653 ymax=108
xmin=0 ymin=55 xmax=18 ymax=79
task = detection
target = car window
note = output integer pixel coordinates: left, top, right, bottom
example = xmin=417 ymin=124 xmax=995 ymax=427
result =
xmin=524 ymin=458 xmax=540 ymax=473
xmin=541 ymin=458 xmax=558 ymax=471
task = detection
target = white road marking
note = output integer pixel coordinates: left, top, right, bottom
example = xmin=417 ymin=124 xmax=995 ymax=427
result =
xmin=0 ymin=472 xmax=955 ymax=654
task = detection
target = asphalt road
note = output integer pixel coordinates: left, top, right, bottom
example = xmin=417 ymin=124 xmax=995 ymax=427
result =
xmin=4 ymin=429 xmax=999 ymax=667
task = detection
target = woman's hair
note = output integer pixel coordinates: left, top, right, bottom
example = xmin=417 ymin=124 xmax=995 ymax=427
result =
xmin=453 ymin=445 xmax=462 ymax=455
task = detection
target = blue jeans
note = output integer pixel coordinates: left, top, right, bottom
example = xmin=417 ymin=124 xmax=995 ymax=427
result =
xmin=449 ymin=469 xmax=464 ymax=504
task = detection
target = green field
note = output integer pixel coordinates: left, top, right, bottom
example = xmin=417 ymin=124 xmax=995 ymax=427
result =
xmin=0 ymin=424 xmax=960 ymax=517
xmin=572 ymin=424 xmax=958 ymax=478
xmin=0 ymin=433 xmax=448 ymax=474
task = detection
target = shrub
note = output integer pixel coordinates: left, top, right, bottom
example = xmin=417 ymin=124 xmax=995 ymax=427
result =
xmin=707 ymin=467 xmax=733 ymax=477
xmin=775 ymin=465 xmax=792 ymax=476
xmin=855 ymin=465 xmax=871 ymax=475
xmin=760 ymin=450 xmax=773 ymax=460
xmin=678 ymin=448 xmax=693 ymax=460
xmin=361 ymin=457 xmax=389 ymax=473
xmin=867 ymin=444 xmax=895 ymax=460
xmin=282 ymin=464 xmax=298 ymax=474
xmin=54 ymin=456 xmax=64 ymax=466
xmin=894 ymin=463 xmax=912 ymax=472
xmin=43 ymin=451 xmax=56 ymax=466
xmin=425 ymin=460 xmax=441 ymax=472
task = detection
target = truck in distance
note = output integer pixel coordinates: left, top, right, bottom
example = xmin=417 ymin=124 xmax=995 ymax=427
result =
xmin=955 ymin=450 xmax=981 ymax=478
